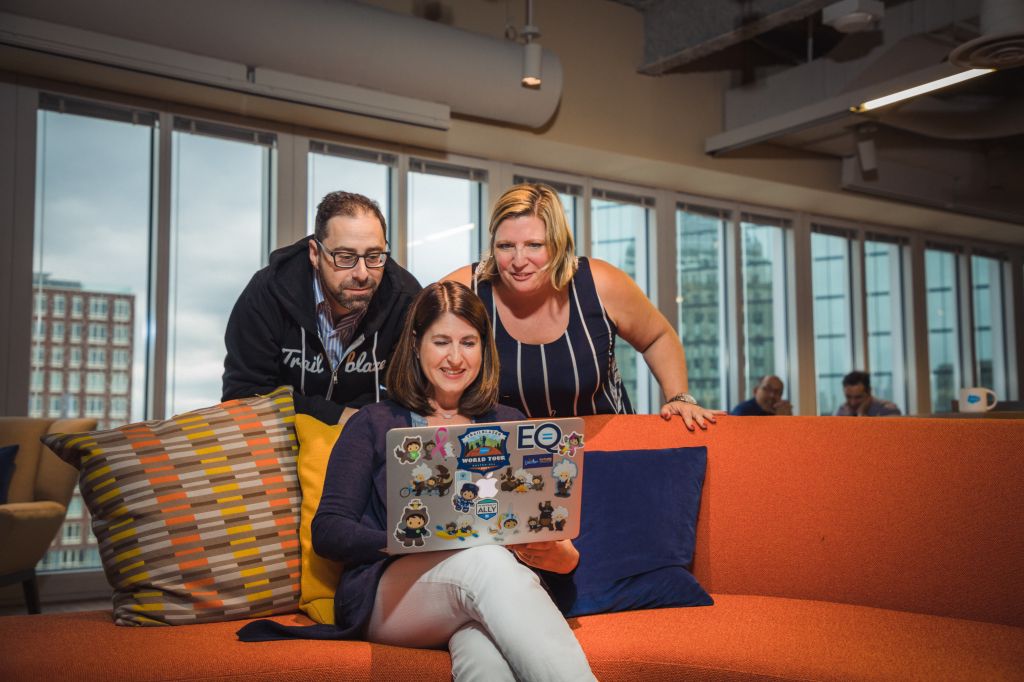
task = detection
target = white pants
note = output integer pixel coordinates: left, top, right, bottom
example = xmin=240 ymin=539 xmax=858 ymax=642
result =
xmin=367 ymin=544 xmax=596 ymax=682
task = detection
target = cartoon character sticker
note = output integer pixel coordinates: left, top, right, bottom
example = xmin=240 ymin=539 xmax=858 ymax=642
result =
xmin=406 ymin=463 xmax=453 ymax=497
xmin=558 ymin=431 xmax=584 ymax=458
xmin=452 ymin=482 xmax=479 ymax=513
xmin=394 ymin=436 xmax=424 ymax=464
xmin=553 ymin=506 xmax=569 ymax=531
xmin=436 ymin=514 xmax=479 ymax=542
xmin=489 ymin=509 xmax=520 ymax=542
xmin=500 ymin=467 xmax=544 ymax=493
xmin=436 ymin=427 xmax=457 ymax=459
xmin=394 ymin=499 xmax=431 ymax=547
xmin=552 ymin=458 xmax=579 ymax=498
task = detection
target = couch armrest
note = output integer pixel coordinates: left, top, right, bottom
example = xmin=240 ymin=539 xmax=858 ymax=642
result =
xmin=0 ymin=501 xmax=68 ymax=574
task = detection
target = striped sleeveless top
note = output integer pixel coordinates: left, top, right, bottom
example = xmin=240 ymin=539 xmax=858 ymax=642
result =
xmin=473 ymin=257 xmax=634 ymax=418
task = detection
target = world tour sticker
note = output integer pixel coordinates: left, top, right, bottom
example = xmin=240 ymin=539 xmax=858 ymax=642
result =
xmin=456 ymin=426 xmax=511 ymax=475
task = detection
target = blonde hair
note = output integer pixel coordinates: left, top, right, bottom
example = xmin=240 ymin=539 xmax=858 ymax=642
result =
xmin=476 ymin=183 xmax=578 ymax=291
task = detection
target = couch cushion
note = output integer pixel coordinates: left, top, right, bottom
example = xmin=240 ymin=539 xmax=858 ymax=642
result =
xmin=573 ymin=594 xmax=1024 ymax=681
xmin=0 ymin=444 xmax=17 ymax=505
xmin=293 ymin=414 xmax=344 ymax=624
xmin=565 ymin=447 xmax=712 ymax=617
xmin=42 ymin=387 xmax=301 ymax=626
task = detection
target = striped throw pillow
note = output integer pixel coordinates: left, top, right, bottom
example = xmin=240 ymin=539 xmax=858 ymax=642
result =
xmin=43 ymin=387 xmax=301 ymax=626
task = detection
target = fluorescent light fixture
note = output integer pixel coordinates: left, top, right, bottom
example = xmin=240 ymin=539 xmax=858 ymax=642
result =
xmin=851 ymin=68 xmax=995 ymax=112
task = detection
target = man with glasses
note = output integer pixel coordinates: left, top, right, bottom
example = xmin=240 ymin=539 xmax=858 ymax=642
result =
xmin=729 ymin=375 xmax=792 ymax=416
xmin=223 ymin=191 xmax=420 ymax=424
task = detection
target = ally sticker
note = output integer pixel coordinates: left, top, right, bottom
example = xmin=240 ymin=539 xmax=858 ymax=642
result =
xmin=457 ymin=426 xmax=511 ymax=475
xmin=475 ymin=497 xmax=499 ymax=521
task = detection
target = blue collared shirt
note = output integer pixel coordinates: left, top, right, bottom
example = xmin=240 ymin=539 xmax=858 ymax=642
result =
xmin=312 ymin=274 xmax=365 ymax=371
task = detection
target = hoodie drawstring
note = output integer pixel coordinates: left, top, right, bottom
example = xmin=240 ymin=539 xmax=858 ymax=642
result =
xmin=300 ymin=327 xmax=307 ymax=395
xmin=372 ymin=331 xmax=380 ymax=402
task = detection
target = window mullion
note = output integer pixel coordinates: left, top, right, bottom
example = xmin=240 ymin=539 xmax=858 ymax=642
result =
xmin=148 ymin=112 xmax=173 ymax=420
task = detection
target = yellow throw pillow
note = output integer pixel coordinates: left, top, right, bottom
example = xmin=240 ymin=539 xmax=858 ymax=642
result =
xmin=294 ymin=414 xmax=344 ymax=624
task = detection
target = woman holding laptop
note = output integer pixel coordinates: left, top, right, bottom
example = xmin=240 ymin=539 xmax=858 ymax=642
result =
xmin=312 ymin=281 xmax=595 ymax=681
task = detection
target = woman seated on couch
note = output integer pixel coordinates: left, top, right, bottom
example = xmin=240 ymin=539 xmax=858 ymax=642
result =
xmin=311 ymin=281 xmax=596 ymax=682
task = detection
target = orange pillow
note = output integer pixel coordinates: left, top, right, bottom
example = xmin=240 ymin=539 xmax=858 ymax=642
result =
xmin=294 ymin=414 xmax=344 ymax=624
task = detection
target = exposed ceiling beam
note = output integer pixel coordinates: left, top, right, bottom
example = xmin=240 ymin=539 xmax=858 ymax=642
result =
xmin=632 ymin=0 xmax=834 ymax=74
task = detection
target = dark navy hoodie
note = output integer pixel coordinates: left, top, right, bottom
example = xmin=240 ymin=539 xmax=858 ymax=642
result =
xmin=221 ymin=236 xmax=421 ymax=423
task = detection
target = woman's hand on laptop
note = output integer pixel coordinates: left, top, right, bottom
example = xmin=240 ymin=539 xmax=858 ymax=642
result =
xmin=512 ymin=540 xmax=579 ymax=574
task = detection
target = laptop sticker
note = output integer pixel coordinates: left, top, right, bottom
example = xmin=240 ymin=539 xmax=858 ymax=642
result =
xmin=394 ymin=436 xmax=425 ymax=464
xmin=552 ymin=458 xmax=579 ymax=498
xmin=435 ymin=427 xmax=457 ymax=460
xmin=558 ymin=431 xmax=584 ymax=458
xmin=457 ymin=426 xmax=511 ymax=474
xmin=394 ymin=499 xmax=431 ymax=548
xmin=436 ymin=514 xmax=479 ymax=542
xmin=489 ymin=509 xmax=521 ymax=542
xmin=452 ymin=482 xmax=479 ymax=512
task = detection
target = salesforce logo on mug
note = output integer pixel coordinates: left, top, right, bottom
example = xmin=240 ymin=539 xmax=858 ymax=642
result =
xmin=958 ymin=387 xmax=998 ymax=413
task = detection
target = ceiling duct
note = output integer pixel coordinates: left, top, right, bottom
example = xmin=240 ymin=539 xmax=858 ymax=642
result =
xmin=950 ymin=0 xmax=1024 ymax=69
xmin=0 ymin=0 xmax=564 ymax=129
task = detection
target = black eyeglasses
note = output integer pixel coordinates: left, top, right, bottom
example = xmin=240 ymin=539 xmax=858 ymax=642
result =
xmin=316 ymin=240 xmax=389 ymax=269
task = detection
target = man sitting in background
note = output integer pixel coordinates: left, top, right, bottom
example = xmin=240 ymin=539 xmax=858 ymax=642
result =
xmin=729 ymin=375 xmax=792 ymax=416
xmin=834 ymin=371 xmax=901 ymax=417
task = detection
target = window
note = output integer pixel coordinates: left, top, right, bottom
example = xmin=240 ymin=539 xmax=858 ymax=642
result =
xmin=971 ymin=255 xmax=1010 ymax=398
xmin=110 ymin=372 xmax=129 ymax=394
xmin=87 ymin=348 xmax=106 ymax=367
xmin=110 ymin=397 xmax=129 ymax=417
xmin=85 ymin=396 xmax=105 ymax=417
xmin=67 ymin=371 xmax=80 ymax=392
xmin=166 ymin=118 xmax=275 ymax=415
xmin=67 ymin=395 xmax=80 ymax=416
xmin=48 ymin=395 xmax=63 ymax=417
xmin=50 ymin=346 xmax=64 ymax=367
xmin=52 ymin=320 xmax=65 ymax=342
xmin=811 ymin=229 xmax=853 ymax=415
xmin=307 ymin=141 xmax=393 ymax=235
xmin=406 ymin=159 xmax=486 ymax=285
xmin=741 ymin=215 xmax=791 ymax=397
xmin=113 ymin=298 xmax=132 ymax=321
xmin=113 ymin=324 xmax=130 ymax=345
xmin=88 ymin=297 xmax=108 ymax=319
xmin=865 ymin=237 xmax=908 ymax=410
xmin=34 ymin=293 xmax=47 ymax=314
xmin=31 ymin=370 xmax=44 ymax=391
xmin=32 ymin=346 xmax=45 ymax=366
xmin=61 ymin=523 xmax=82 ymax=544
xmin=676 ymin=204 xmax=728 ymax=410
xmin=112 ymin=349 xmax=130 ymax=368
xmin=86 ymin=372 xmax=106 ymax=393
xmin=29 ymin=394 xmax=43 ymax=418
xmin=49 ymin=371 xmax=63 ymax=392
xmin=925 ymin=248 xmax=961 ymax=413
xmin=591 ymin=189 xmax=654 ymax=413
xmin=88 ymin=323 xmax=107 ymax=342
xmin=32 ymin=97 xmax=154 ymax=433
xmin=33 ymin=320 xmax=47 ymax=340
xmin=53 ymin=294 xmax=66 ymax=316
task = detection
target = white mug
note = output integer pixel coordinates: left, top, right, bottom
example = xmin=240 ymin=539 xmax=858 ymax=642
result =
xmin=959 ymin=387 xmax=998 ymax=413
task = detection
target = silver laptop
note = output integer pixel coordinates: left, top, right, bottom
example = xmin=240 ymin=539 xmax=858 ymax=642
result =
xmin=385 ymin=417 xmax=585 ymax=554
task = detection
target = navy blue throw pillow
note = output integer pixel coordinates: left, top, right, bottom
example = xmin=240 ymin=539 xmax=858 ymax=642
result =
xmin=564 ymin=446 xmax=713 ymax=617
xmin=0 ymin=444 xmax=18 ymax=505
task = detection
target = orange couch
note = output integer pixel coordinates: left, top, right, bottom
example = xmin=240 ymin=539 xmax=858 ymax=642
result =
xmin=2 ymin=415 xmax=1022 ymax=680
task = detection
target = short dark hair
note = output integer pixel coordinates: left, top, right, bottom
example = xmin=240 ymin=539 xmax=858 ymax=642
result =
xmin=842 ymin=371 xmax=871 ymax=391
xmin=313 ymin=191 xmax=387 ymax=242
xmin=385 ymin=281 xmax=499 ymax=418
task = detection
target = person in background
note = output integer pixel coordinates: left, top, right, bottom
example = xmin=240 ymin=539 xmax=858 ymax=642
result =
xmin=222 ymin=191 xmax=420 ymax=425
xmin=444 ymin=183 xmax=720 ymax=431
xmin=835 ymin=371 xmax=902 ymax=416
xmin=311 ymin=281 xmax=595 ymax=681
xmin=729 ymin=375 xmax=792 ymax=416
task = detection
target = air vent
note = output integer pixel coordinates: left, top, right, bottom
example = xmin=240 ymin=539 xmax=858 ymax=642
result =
xmin=950 ymin=0 xmax=1024 ymax=69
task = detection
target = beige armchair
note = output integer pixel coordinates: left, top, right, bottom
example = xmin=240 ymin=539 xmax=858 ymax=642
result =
xmin=0 ymin=417 xmax=96 ymax=613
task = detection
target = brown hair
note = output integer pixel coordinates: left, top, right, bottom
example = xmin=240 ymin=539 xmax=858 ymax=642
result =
xmin=475 ymin=183 xmax=577 ymax=290
xmin=313 ymin=191 xmax=387 ymax=241
xmin=386 ymin=281 xmax=499 ymax=418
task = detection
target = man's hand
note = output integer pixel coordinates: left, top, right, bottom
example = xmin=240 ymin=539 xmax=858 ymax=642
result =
xmin=338 ymin=407 xmax=358 ymax=426
xmin=512 ymin=540 xmax=579 ymax=574
xmin=773 ymin=400 xmax=793 ymax=415
xmin=857 ymin=396 xmax=874 ymax=416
